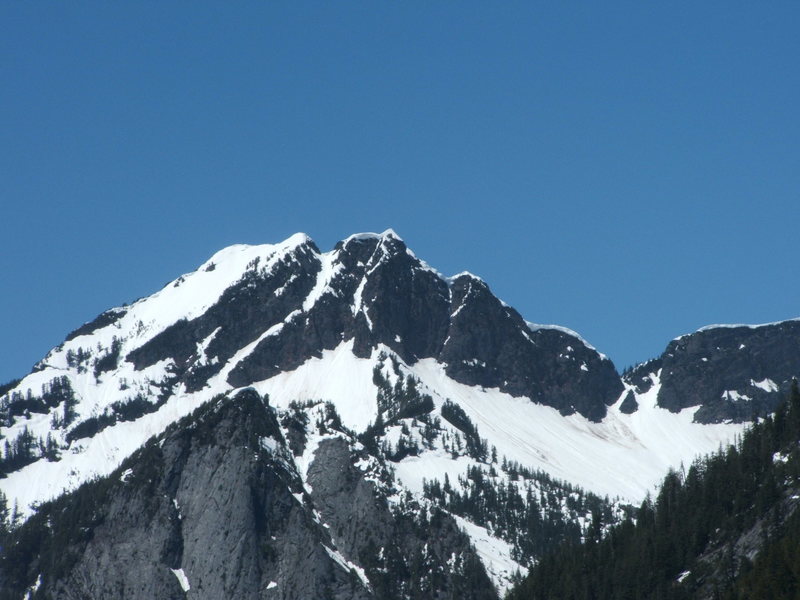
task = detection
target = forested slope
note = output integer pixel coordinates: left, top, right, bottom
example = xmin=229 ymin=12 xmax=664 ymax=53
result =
xmin=508 ymin=382 xmax=800 ymax=600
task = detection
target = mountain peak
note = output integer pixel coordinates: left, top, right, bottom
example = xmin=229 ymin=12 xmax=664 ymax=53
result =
xmin=2 ymin=229 xmax=774 ymax=531
xmin=448 ymin=271 xmax=485 ymax=285
xmin=282 ymin=231 xmax=314 ymax=246
xmin=379 ymin=227 xmax=401 ymax=240
xmin=4 ymin=230 xmax=795 ymax=599
xmin=340 ymin=228 xmax=403 ymax=246
xmin=672 ymin=316 xmax=800 ymax=342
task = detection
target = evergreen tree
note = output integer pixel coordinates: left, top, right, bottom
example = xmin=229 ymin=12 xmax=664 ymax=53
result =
xmin=508 ymin=383 xmax=800 ymax=600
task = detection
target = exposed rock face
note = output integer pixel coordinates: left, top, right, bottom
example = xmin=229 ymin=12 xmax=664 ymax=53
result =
xmin=122 ymin=232 xmax=620 ymax=421
xmin=307 ymin=438 xmax=498 ymax=600
xmin=126 ymin=239 xmax=325 ymax=390
xmin=625 ymin=321 xmax=800 ymax=423
xmin=618 ymin=391 xmax=638 ymax=414
xmin=692 ymin=491 xmax=800 ymax=600
xmin=4 ymin=230 xmax=800 ymax=598
xmin=0 ymin=389 xmax=496 ymax=600
xmin=441 ymin=275 xmax=621 ymax=421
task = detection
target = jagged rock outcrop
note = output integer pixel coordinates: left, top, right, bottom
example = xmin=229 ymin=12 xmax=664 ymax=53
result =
xmin=624 ymin=320 xmax=800 ymax=423
xmin=440 ymin=275 xmax=621 ymax=421
xmin=692 ymin=490 xmax=800 ymax=600
xmin=0 ymin=389 xmax=496 ymax=600
xmin=3 ymin=230 xmax=798 ymax=595
xmin=113 ymin=232 xmax=619 ymax=420
xmin=307 ymin=438 xmax=497 ymax=599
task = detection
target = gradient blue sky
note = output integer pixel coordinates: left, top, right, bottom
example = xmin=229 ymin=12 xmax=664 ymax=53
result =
xmin=2 ymin=2 xmax=799 ymax=382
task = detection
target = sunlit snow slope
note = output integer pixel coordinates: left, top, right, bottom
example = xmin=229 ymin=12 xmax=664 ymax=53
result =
xmin=0 ymin=230 xmax=748 ymax=510
xmin=5 ymin=230 xmax=791 ymax=591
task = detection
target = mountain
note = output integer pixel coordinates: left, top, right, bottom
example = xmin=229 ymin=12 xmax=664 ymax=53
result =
xmin=507 ymin=383 xmax=800 ymax=600
xmin=1 ymin=230 xmax=799 ymax=596
xmin=0 ymin=388 xmax=497 ymax=600
xmin=623 ymin=320 xmax=800 ymax=424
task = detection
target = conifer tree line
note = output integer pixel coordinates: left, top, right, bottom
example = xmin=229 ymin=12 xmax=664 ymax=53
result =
xmin=0 ymin=377 xmax=77 ymax=475
xmin=507 ymin=381 xmax=800 ymax=600
xmin=357 ymin=355 xmax=628 ymax=566
xmin=0 ymin=369 xmax=171 ymax=478
xmin=0 ymin=376 xmax=77 ymax=425
xmin=423 ymin=462 xmax=623 ymax=565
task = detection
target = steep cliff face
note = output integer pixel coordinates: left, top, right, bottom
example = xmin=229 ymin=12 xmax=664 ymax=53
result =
xmin=306 ymin=438 xmax=497 ymax=600
xmin=0 ymin=389 xmax=496 ymax=600
xmin=506 ymin=384 xmax=800 ymax=600
xmin=1 ymin=231 xmax=657 ymax=519
xmin=2 ymin=230 xmax=794 ymax=594
xmin=117 ymin=231 xmax=620 ymax=419
xmin=625 ymin=320 xmax=800 ymax=423
xmin=440 ymin=276 xmax=621 ymax=422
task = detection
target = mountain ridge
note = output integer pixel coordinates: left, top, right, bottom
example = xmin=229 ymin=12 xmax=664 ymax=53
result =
xmin=0 ymin=388 xmax=498 ymax=599
xmin=2 ymin=231 xmax=799 ymax=594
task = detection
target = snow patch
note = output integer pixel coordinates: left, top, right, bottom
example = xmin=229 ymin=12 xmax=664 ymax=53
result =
xmin=253 ymin=341 xmax=379 ymax=432
xmin=260 ymin=436 xmax=280 ymax=454
xmin=395 ymin=453 xmax=475 ymax=495
xmin=410 ymin=361 xmax=742 ymax=502
xmin=171 ymin=568 xmax=191 ymax=592
xmin=447 ymin=271 xmax=484 ymax=283
xmin=23 ymin=574 xmax=42 ymax=600
xmin=1 ymin=382 xmax=212 ymax=520
xmin=722 ymin=390 xmax=751 ymax=403
xmin=773 ymin=452 xmax=789 ymax=464
xmin=342 ymin=229 xmax=402 ymax=245
xmin=302 ymin=251 xmax=343 ymax=312
xmin=452 ymin=514 xmax=525 ymax=594
xmin=323 ymin=545 xmax=372 ymax=590
xmin=526 ymin=322 xmax=607 ymax=359
xmin=463 ymin=358 xmax=486 ymax=368
xmin=752 ymin=378 xmax=779 ymax=393
xmin=195 ymin=326 xmax=221 ymax=365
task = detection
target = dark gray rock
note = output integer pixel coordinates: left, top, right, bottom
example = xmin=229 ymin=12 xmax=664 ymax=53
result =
xmin=0 ymin=390 xmax=371 ymax=599
xmin=64 ymin=307 xmax=129 ymax=342
xmin=618 ymin=391 xmax=638 ymax=414
xmin=0 ymin=389 xmax=496 ymax=600
xmin=625 ymin=321 xmax=800 ymax=423
xmin=307 ymin=437 xmax=497 ymax=599
xmin=132 ymin=233 xmax=620 ymax=421
xmin=440 ymin=275 xmax=622 ymax=421
xmin=623 ymin=358 xmax=662 ymax=395
xmin=692 ymin=490 xmax=800 ymax=599
xmin=126 ymin=239 xmax=323 ymax=391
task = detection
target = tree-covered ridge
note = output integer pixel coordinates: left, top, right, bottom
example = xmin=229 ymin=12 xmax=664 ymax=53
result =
xmin=423 ymin=462 xmax=628 ymax=567
xmin=0 ymin=377 xmax=78 ymax=476
xmin=362 ymin=354 xmax=628 ymax=568
xmin=0 ymin=390 xmax=500 ymax=600
xmin=507 ymin=382 xmax=800 ymax=600
xmin=0 ymin=392 xmax=242 ymax=598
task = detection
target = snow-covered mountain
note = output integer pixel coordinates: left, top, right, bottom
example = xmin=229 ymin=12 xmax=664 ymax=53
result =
xmin=623 ymin=319 xmax=800 ymax=423
xmin=1 ymin=230 xmax=799 ymax=596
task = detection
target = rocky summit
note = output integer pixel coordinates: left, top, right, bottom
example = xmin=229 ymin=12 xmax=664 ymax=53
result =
xmin=1 ymin=231 xmax=799 ymax=598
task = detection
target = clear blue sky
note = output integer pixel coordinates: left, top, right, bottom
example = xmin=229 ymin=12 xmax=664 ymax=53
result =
xmin=2 ymin=2 xmax=799 ymax=383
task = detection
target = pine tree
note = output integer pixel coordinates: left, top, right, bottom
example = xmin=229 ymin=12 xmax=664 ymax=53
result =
xmin=0 ymin=489 xmax=9 ymax=538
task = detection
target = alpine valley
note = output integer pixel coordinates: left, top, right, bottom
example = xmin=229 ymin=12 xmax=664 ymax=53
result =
xmin=1 ymin=231 xmax=799 ymax=599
